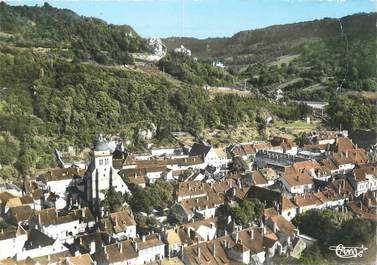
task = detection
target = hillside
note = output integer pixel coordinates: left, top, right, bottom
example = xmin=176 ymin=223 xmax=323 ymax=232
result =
xmin=166 ymin=13 xmax=376 ymax=100
xmin=164 ymin=13 xmax=376 ymax=69
xmin=0 ymin=2 xmax=147 ymax=64
xmin=0 ymin=3 xmax=312 ymax=181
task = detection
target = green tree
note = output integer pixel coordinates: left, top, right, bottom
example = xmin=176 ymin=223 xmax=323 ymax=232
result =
xmin=232 ymin=199 xmax=264 ymax=226
xmin=0 ymin=131 xmax=20 ymax=165
xmin=295 ymin=132 xmax=309 ymax=147
xmin=101 ymin=187 xmax=123 ymax=213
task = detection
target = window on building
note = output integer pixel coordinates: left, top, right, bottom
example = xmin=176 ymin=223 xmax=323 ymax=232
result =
xmin=105 ymin=158 xmax=109 ymax=165
xmin=99 ymin=159 xmax=103 ymax=166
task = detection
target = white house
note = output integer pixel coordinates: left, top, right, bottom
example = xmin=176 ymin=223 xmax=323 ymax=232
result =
xmin=105 ymin=234 xmax=165 ymax=265
xmin=183 ymin=218 xmax=217 ymax=242
xmin=100 ymin=209 xmax=137 ymax=240
xmin=281 ymin=167 xmax=314 ymax=194
xmin=0 ymin=183 xmax=23 ymax=197
xmin=292 ymin=194 xmax=322 ymax=214
xmin=173 ymin=193 xmax=225 ymax=222
xmin=0 ymin=225 xmax=27 ymax=260
xmin=174 ymin=45 xmax=191 ymax=56
xmin=17 ymin=229 xmax=68 ymax=261
xmin=350 ymin=166 xmax=377 ymax=197
xmin=36 ymin=167 xmax=86 ymax=198
xmin=30 ymin=208 xmax=80 ymax=244
xmin=189 ymin=143 xmax=229 ymax=170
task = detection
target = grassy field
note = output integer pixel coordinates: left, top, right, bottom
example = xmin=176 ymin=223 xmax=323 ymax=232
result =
xmin=268 ymin=54 xmax=300 ymax=67
xmin=268 ymin=119 xmax=320 ymax=138
xmin=202 ymin=124 xmax=260 ymax=147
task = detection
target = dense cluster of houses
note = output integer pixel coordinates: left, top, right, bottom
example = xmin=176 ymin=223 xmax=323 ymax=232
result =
xmin=0 ymin=131 xmax=375 ymax=265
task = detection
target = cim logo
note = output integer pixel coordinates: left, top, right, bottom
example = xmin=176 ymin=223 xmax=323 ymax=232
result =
xmin=329 ymin=244 xmax=368 ymax=259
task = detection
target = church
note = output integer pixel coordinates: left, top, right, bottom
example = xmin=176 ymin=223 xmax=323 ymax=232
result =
xmin=85 ymin=134 xmax=129 ymax=214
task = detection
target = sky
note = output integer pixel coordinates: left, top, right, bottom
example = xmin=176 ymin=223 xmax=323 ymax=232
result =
xmin=7 ymin=0 xmax=377 ymax=39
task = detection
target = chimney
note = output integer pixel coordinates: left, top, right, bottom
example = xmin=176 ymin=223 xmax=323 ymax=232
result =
xmin=212 ymin=241 xmax=216 ymax=257
xmin=90 ymin=241 xmax=96 ymax=254
xmin=346 ymin=151 xmax=349 ymax=158
xmin=233 ymin=188 xmax=236 ymax=197
xmin=197 ymin=244 xmax=201 ymax=258
xmin=235 ymin=233 xmax=239 ymax=243
xmin=359 ymin=201 xmax=363 ymax=210
xmin=142 ymin=235 xmax=146 ymax=242
xmin=134 ymin=241 xmax=138 ymax=252
xmin=82 ymin=209 xmax=86 ymax=218
xmin=250 ymin=229 xmax=254 ymax=240
xmin=338 ymin=184 xmax=341 ymax=195
xmin=119 ymin=242 xmax=123 ymax=253
xmin=273 ymin=222 xmax=277 ymax=233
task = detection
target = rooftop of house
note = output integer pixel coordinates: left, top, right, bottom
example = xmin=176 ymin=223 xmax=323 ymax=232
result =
xmin=182 ymin=217 xmax=217 ymax=231
xmin=334 ymin=137 xmax=355 ymax=152
xmin=347 ymin=201 xmax=377 ymax=221
xmin=292 ymin=193 xmax=322 ymax=208
xmin=283 ymin=169 xmax=313 ymax=187
xmin=353 ymin=165 xmax=377 ymax=182
xmin=0 ymin=192 xmax=16 ymax=205
xmin=65 ymin=253 xmax=93 ymax=265
xmin=327 ymin=178 xmax=354 ymax=198
xmin=303 ymin=144 xmax=328 ymax=151
xmin=259 ymin=168 xmax=278 ymax=180
xmin=0 ymin=225 xmax=26 ymax=241
xmin=24 ymin=229 xmax=56 ymax=250
xmin=319 ymin=158 xmax=338 ymax=171
xmin=264 ymin=207 xmax=278 ymax=218
xmin=125 ymin=175 xmax=146 ymax=186
xmin=136 ymin=233 xmax=164 ymax=250
xmin=35 ymin=167 xmax=85 ymax=182
xmin=189 ymin=143 xmax=212 ymax=157
xmin=268 ymin=215 xmax=296 ymax=238
xmin=164 ymin=228 xmax=182 ymax=245
xmin=313 ymin=187 xmax=342 ymax=203
xmin=183 ymin=239 xmax=230 ymax=265
xmin=176 ymin=181 xmax=210 ymax=198
xmin=251 ymin=171 xmax=268 ymax=186
xmin=160 ymin=257 xmax=185 ymax=265
xmin=104 ymin=240 xmax=138 ymax=264
xmin=179 ymin=193 xmax=225 ymax=215
xmin=291 ymin=160 xmax=320 ymax=172
xmin=213 ymin=148 xmax=227 ymax=158
xmin=34 ymin=207 xmax=92 ymax=226
xmin=234 ymin=187 xmax=250 ymax=201
xmin=281 ymin=196 xmax=297 ymax=211
xmin=210 ymin=179 xmax=237 ymax=194
xmin=108 ymin=209 xmax=136 ymax=233
xmin=1 ymin=251 xmax=71 ymax=265
xmin=230 ymin=143 xmax=257 ymax=157
xmin=7 ymin=205 xmax=34 ymax=223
